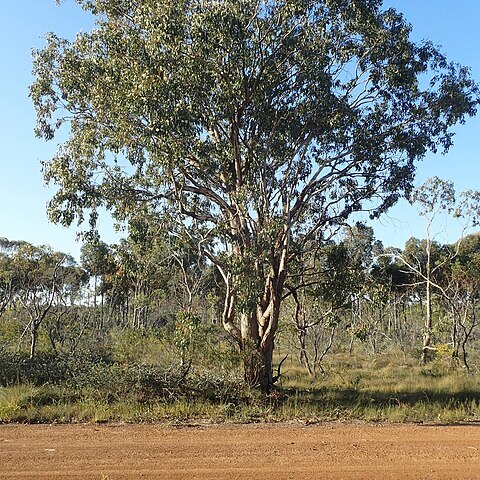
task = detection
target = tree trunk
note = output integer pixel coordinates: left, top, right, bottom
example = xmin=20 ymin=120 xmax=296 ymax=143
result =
xmin=420 ymin=242 xmax=433 ymax=366
xmin=242 ymin=335 xmax=275 ymax=392
xmin=239 ymin=281 xmax=283 ymax=393
xmin=221 ymin=220 xmax=289 ymax=393
xmin=451 ymin=304 xmax=459 ymax=362
xmin=30 ymin=321 xmax=38 ymax=361
xmin=298 ymin=329 xmax=314 ymax=376
xmin=240 ymin=311 xmax=262 ymax=387
xmin=420 ymin=282 xmax=432 ymax=365
xmin=258 ymin=341 xmax=274 ymax=391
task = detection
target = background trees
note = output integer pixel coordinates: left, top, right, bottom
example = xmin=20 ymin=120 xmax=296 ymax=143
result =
xmin=0 ymin=241 xmax=87 ymax=359
xmin=31 ymin=0 xmax=478 ymax=389
xmin=1 ymin=207 xmax=480 ymax=389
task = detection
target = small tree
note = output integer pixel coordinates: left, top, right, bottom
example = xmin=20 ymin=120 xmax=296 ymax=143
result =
xmin=0 ymin=238 xmax=29 ymax=318
xmin=11 ymin=244 xmax=81 ymax=360
xmin=411 ymin=177 xmax=456 ymax=364
xmin=289 ymin=239 xmax=358 ymax=375
xmin=0 ymin=254 xmax=15 ymax=319
xmin=393 ymin=178 xmax=480 ymax=364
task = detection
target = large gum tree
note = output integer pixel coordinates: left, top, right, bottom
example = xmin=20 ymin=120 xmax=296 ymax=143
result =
xmin=31 ymin=0 xmax=478 ymax=391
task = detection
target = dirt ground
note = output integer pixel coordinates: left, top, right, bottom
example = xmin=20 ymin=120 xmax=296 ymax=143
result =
xmin=2 ymin=422 xmax=480 ymax=479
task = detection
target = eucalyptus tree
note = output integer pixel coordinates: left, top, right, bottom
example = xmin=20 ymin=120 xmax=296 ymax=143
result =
xmin=31 ymin=0 xmax=478 ymax=390
xmin=105 ymin=214 xmax=191 ymax=329
xmin=410 ymin=177 xmax=458 ymax=363
xmin=0 ymin=238 xmax=29 ymax=317
xmin=44 ymin=256 xmax=89 ymax=353
xmin=289 ymin=226 xmax=375 ymax=375
xmin=80 ymin=239 xmax=115 ymax=310
xmin=392 ymin=178 xmax=480 ymax=364
xmin=447 ymin=233 xmax=480 ymax=370
xmin=0 ymin=254 xmax=15 ymax=318
xmin=10 ymin=243 xmax=83 ymax=360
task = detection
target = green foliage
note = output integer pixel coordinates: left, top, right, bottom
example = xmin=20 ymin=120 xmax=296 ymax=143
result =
xmin=0 ymin=351 xmax=106 ymax=388
xmin=0 ymin=318 xmax=22 ymax=346
xmin=108 ymin=327 xmax=163 ymax=364
xmin=2 ymin=351 xmax=480 ymax=424
xmin=174 ymin=311 xmax=200 ymax=355
xmin=411 ymin=176 xmax=456 ymax=216
xmin=30 ymin=0 xmax=479 ymax=388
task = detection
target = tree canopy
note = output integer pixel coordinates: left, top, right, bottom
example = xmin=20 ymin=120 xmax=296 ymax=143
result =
xmin=31 ymin=0 xmax=479 ymax=390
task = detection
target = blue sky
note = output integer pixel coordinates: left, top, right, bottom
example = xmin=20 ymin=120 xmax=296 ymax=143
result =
xmin=0 ymin=1 xmax=479 ymax=261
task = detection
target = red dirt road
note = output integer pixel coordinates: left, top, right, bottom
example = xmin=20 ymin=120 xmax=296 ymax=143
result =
xmin=1 ymin=423 xmax=480 ymax=479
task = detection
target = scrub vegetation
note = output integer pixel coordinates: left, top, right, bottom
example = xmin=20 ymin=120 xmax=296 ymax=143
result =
xmin=2 ymin=0 xmax=479 ymax=422
xmin=2 ymin=221 xmax=480 ymax=424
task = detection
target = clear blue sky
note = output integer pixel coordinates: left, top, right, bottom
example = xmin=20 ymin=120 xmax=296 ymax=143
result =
xmin=1 ymin=1 xmax=479 ymax=262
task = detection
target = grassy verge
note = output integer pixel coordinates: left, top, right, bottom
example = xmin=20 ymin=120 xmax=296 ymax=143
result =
xmin=2 ymin=357 xmax=480 ymax=424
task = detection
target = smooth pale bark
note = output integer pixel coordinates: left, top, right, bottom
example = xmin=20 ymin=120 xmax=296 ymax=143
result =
xmin=420 ymin=257 xmax=433 ymax=366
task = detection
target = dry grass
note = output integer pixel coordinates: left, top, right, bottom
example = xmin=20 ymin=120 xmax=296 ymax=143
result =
xmin=2 ymin=350 xmax=480 ymax=424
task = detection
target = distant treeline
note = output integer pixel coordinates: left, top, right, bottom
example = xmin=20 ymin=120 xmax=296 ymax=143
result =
xmin=1 ymin=223 xmax=480 ymax=377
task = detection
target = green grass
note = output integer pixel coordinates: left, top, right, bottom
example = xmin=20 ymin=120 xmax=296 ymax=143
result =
xmin=277 ymin=353 xmax=480 ymax=423
xmin=2 ymin=355 xmax=480 ymax=424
